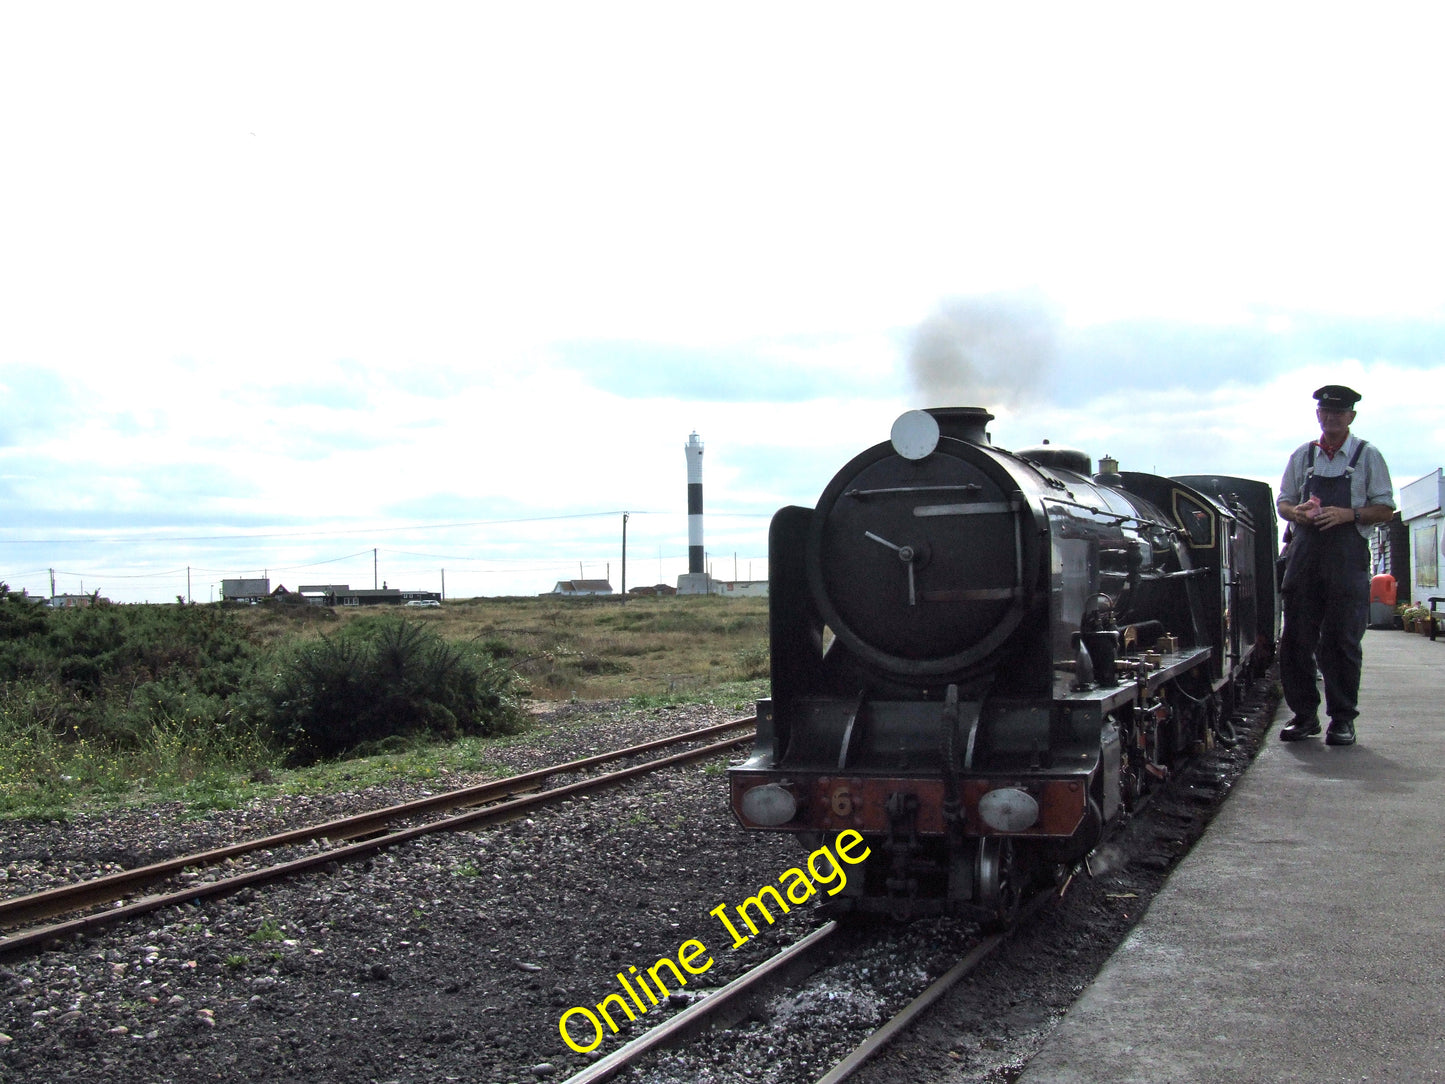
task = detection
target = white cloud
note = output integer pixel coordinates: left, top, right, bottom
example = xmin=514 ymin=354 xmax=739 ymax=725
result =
xmin=2 ymin=4 xmax=1443 ymax=602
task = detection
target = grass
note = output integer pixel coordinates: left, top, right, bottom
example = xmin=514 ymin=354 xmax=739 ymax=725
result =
xmin=231 ymin=593 xmax=768 ymax=701
xmin=259 ymin=593 xmax=772 ymax=702
xmin=0 ymin=710 xmax=275 ymax=819
xmin=0 ymin=594 xmax=769 ymax=820
xmin=249 ymin=919 xmax=286 ymax=942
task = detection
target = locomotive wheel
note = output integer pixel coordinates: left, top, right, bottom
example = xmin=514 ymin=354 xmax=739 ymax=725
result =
xmin=975 ymin=837 xmax=1022 ymax=929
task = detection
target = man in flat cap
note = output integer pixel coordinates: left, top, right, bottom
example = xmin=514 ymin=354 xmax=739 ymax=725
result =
xmin=1275 ymin=385 xmax=1395 ymax=745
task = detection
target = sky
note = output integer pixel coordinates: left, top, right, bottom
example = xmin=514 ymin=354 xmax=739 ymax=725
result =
xmin=3 ymin=3 xmax=1443 ymax=604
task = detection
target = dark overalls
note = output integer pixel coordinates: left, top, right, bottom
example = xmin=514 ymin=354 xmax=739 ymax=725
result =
xmin=1279 ymin=442 xmax=1371 ymax=725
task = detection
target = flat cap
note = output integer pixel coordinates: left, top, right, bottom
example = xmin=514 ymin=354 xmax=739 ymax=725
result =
xmin=1314 ymin=384 xmax=1361 ymax=410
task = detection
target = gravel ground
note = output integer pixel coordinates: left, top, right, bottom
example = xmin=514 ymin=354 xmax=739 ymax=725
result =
xmin=0 ymin=702 xmax=807 ymax=1083
xmin=623 ymin=721 xmax=1272 ymax=1084
xmin=0 ymin=685 xmax=1275 ymax=1084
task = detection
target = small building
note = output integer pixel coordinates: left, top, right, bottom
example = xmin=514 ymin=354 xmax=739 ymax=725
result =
xmin=713 ymin=579 xmax=770 ymax=598
xmin=675 ymin=574 xmax=768 ymax=597
xmin=297 ymin=584 xmax=347 ymax=606
xmin=49 ymin=593 xmax=100 ymax=609
xmin=549 ymin=579 xmax=614 ymax=597
xmin=1400 ymin=468 xmax=1445 ymax=607
xmin=221 ymin=577 xmax=271 ymax=602
xmin=676 ymin=573 xmax=712 ymax=596
xmin=347 ymin=588 xmax=406 ymax=606
xmin=295 ymin=584 xmax=442 ymax=607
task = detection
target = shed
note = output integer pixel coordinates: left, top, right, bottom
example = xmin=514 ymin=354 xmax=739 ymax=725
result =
xmin=1400 ymin=468 xmax=1445 ymax=606
xmin=549 ymin=580 xmax=614 ymax=597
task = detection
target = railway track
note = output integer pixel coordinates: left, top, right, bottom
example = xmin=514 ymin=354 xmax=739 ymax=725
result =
xmin=0 ymin=716 xmax=755 ymax=959
xmin=562 ymin=922 xmax=842 ymax=1084
xmin=0 ymin=678 xmax=1282 ymax=1080
xmin=557 ymin=887 xmax=1058 ymax=1084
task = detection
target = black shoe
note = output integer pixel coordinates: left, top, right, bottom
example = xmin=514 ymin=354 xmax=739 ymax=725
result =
xmin=1280 ymin=716 xmax=1322 ymax=741
xmin=1325 ymin=719 xmax=1357 ymax=746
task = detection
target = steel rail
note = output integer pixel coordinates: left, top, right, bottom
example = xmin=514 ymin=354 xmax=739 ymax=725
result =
xmin=0 ymin=728 xmax=754 ymax=959
xmin=553 ymin=885 xmax=1060 ymax=1084
xmin=559 ymin=922 xmax=840 ymax=1084
xmin=814 ymin=933 xmax=1004 ymax=1084
xmin=0 ymin=716 xmax=754 ymax=931
xmin=814 ymin=886 xmax=1059 ymax=1084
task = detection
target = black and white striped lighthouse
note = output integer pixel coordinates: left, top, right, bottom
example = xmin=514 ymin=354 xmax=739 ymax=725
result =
xmin=686 ymin=432 xmax=704 ymax=572
xmin=678 ymin=431 xmax=710 ymax=594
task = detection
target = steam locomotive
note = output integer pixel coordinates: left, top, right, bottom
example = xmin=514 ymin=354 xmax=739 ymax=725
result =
xmin=728 ymin=407 xmax=1278 ymax=924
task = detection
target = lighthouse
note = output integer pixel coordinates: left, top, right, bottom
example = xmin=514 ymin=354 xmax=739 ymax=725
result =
xmin=677 ymin=432 xmax=712 ymax=595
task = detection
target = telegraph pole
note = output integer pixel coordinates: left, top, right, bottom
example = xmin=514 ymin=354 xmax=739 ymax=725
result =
xmin=621 ymin=512 xmax=629 ymax=598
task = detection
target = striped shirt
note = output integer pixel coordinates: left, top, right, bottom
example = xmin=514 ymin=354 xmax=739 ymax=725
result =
xmin=1278 ymin=433 xmax=1395 ymax=540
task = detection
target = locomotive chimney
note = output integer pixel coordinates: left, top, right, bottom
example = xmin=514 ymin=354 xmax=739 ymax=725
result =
xmin=924 ymin=407 xmax=994 ymax=445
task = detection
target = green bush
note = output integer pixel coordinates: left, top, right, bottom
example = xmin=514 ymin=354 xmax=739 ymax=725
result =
xmin=0 ymin=596 xmax=263 ymax=743
xmin=256 ymin=617 xmax=526 ymax=764
xmin=0 ymin=584 xmax=48 ymax=642
xmin=735 ymin=640 xmax=770 ymax=680
xmin=0 ymin=596 xmax=533 ymax=811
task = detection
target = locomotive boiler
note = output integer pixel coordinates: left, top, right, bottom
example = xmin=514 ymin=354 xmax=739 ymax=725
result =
xmin=729 ymin=407 xmax=1277 ymax=924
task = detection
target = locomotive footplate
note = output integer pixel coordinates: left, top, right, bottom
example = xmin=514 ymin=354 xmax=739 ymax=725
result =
xmin=1053 ymin=644 xmax=1213 ymax=719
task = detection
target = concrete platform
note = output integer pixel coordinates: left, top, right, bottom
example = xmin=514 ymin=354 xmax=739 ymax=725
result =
xmin=1018 ymin=629 xmax=1445 ymax=1084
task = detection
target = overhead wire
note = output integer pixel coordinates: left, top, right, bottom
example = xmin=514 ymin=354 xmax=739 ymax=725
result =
xmin=0 ymin=509 xmax=656 ymax=547
xmin=3 ymin=508 xmax=771 ymax=600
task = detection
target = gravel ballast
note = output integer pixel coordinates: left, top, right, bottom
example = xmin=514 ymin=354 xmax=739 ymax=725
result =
xmin=0 ymin=690 xmax=1273 ymax=1084
xmin=0 ymin=704 xmax=808 ymax=1083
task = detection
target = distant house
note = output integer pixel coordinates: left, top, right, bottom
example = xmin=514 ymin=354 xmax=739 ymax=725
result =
xmin=221 ymin=577 xmax=271 ymax=602
xmin=549 ymin=579 xmax=614 ymax=597
xmin=49 ymin=593 xmax=101 ymax=609
xmin=297 ymin=584 xmax=348 ymax=606
xmin=295 ymin=584 xmax=442 ymax=607
xmin=675 ymin=575 xmax=769 ymax=598
xmin=714 ymin=579 xmax=769 ymax=598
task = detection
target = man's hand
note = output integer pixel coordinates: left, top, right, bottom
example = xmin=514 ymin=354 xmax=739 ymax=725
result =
xmin=1313 ymin=505 xmax=1354 ymax=530
xmin=1280 ymin=496 xmax=1323 ymax=528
